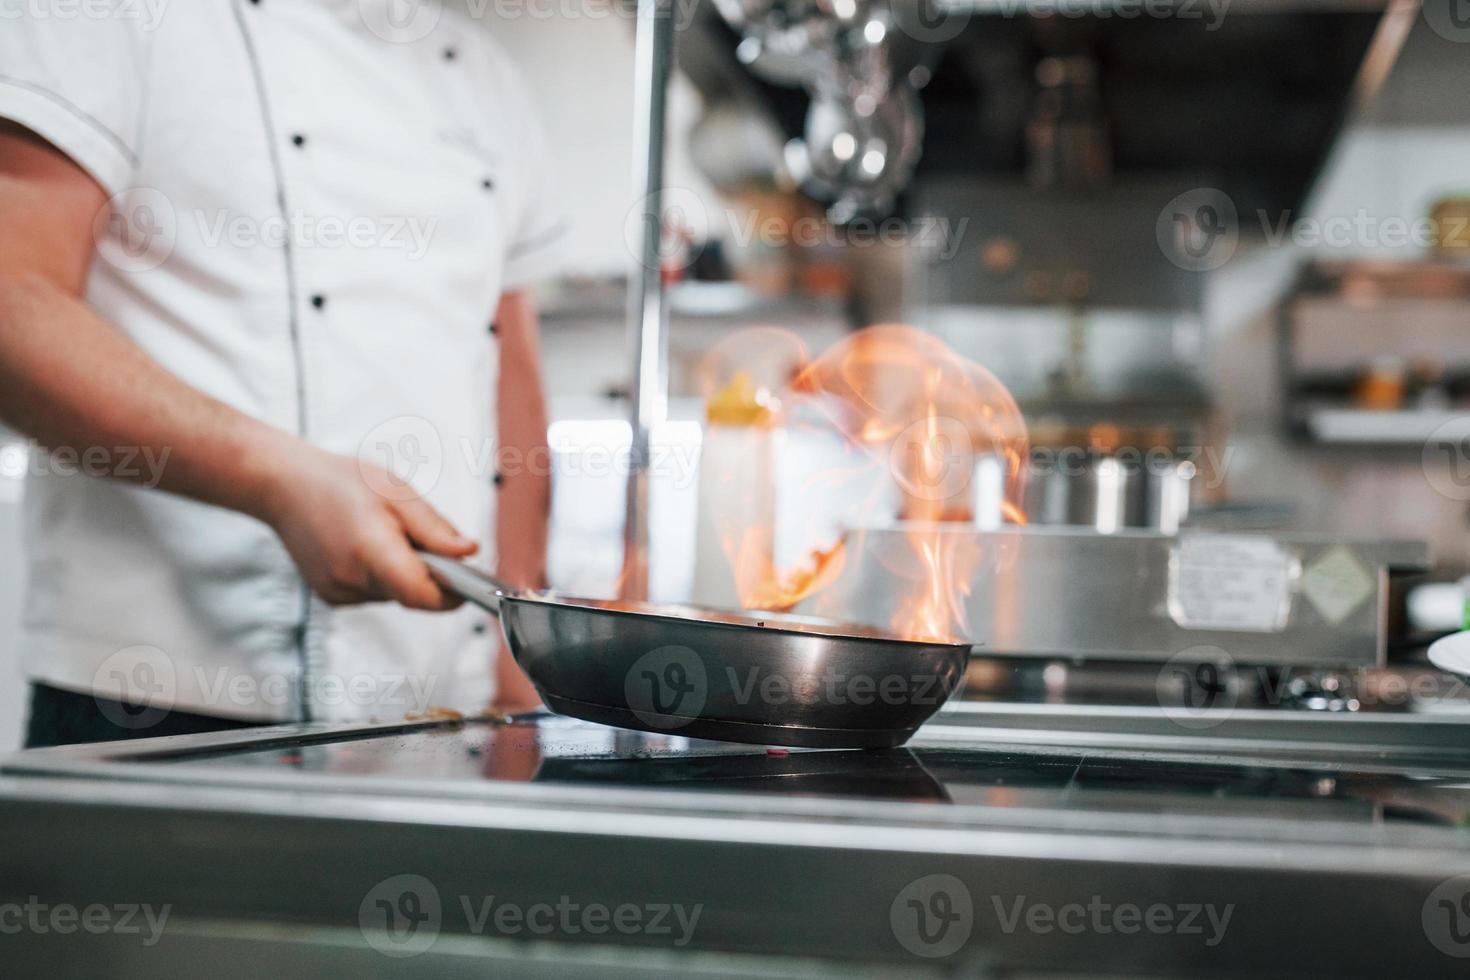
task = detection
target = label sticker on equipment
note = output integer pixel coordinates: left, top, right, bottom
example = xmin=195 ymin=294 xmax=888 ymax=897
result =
xmin=1169 ymin=535 xmax=1294 ymax=632
xmin=1301 ymin=546 xmax=1375 ymax=625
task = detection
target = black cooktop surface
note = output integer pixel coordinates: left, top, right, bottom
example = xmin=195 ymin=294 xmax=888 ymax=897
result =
xmin=157 ymin=714 xmax=1470 ymax=829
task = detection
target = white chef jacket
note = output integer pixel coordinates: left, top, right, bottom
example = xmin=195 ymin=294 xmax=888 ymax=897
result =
xmin=0 ymin=0 xmax=565 ymax=721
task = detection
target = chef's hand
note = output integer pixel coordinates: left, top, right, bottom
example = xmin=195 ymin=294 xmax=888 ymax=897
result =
xmin=0 ymin=121 xmax=471 ymax=617
xmin=261 ymin=445 xmax=476 ymax=610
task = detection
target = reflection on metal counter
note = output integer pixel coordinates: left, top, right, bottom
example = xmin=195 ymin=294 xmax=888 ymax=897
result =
xmin=6 ymin=709 xmax=1470 ymax=975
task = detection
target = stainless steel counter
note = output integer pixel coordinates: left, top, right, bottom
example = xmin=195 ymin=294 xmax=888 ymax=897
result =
xmin=4 ymin=705 xmax=1470 ymax=976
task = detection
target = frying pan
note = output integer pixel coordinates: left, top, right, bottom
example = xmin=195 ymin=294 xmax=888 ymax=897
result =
xmin=420 ymin=554 xmax=970 ymax=749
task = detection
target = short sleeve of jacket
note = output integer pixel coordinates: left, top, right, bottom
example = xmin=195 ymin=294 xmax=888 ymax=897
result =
xmin=488 ymin=48 xmax=569 ymax=291
xmin=0 ymin=14 xmax=147 ymax=196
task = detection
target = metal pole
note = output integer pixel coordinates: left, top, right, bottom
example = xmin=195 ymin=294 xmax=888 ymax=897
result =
xmin=621 ymin=0 xmax=674 ymax=601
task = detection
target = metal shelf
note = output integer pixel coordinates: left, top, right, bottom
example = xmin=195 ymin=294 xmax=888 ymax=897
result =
xmin=1303 ymin=407 xmax=1470 ymax=445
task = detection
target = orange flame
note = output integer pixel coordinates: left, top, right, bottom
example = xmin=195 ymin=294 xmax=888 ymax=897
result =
xmin=699 ymin=324 xmax=1028 ymax=642
xmin=730 ymin=533 xmax=848 ymax=613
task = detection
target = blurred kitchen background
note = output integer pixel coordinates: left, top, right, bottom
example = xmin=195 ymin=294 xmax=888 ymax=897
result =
xmin=4 ymin=0 xmax=1469 ymax=744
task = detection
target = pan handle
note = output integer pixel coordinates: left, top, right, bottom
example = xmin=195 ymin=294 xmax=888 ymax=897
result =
xmin=416 ymin=551 xmax=512 ymax=615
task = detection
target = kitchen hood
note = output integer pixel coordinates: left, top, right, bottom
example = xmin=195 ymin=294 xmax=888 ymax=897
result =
xmin=679 ymin=0 xmax=1414 ymax=225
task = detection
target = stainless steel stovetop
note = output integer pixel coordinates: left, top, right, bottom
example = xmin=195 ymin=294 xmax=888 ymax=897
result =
xmin=105 ymin=709 xmax=1470 ymax=828
xmin=5 ymin=703 xmax=1470 ymax=977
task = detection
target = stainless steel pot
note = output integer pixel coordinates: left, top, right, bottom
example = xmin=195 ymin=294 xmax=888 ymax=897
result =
xmin=1021 ymin=450 xmax=1196 ymax=533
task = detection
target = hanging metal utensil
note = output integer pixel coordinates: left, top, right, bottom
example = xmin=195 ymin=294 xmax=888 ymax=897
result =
xmin=713 ymin=0 xmax=943 ymax=220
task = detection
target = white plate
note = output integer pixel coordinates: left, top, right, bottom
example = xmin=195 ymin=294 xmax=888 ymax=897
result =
xmin=1428 ymin=630 xmax=1470 ymax=678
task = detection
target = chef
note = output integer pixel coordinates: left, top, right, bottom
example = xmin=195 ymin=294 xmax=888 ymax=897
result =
xmin=0 ymin=1 xmax=564 ymax=746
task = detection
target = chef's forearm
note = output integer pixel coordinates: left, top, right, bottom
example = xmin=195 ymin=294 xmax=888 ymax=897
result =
xmin=0 ymin=123 xmax=296 ymax=524
xmin=0 ymin=270 xmax=295 ymax=523
xmin=493 ymin=289 xmax=551 ymax=589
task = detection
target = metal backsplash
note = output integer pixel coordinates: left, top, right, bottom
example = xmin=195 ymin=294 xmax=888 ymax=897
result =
xmin=807 ymin=525 xmax=1429 ymax=667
